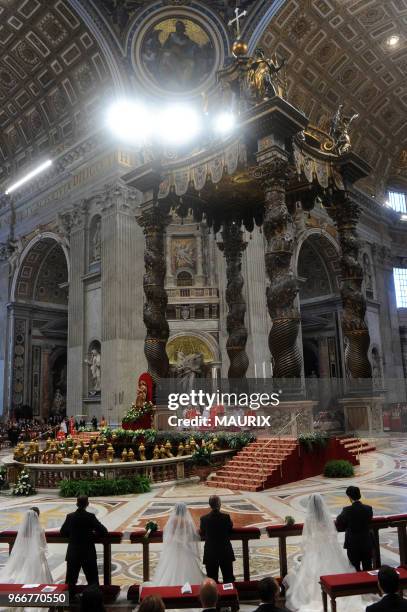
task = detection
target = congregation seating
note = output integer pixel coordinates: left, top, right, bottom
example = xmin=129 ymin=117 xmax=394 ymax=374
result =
xmin=320 ymin=566 xmax=407 ymax=612
xmin=139 ymin=583 xmax=239 ymax=611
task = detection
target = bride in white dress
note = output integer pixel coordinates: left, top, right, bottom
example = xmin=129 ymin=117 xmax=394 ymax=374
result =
xmin=284 ymin=493 xmax=374 ymax=612
xmin=0 ymin=508 xmax=53 ymax=584
xmin=151 ymin=502 xmax=205 ymax=586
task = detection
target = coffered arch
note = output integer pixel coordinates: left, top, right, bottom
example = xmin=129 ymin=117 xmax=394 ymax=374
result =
xmin=257 ymin=0 xmax=407 ymax=197
xmin=0 ymin=0 xmax=120 ymax=187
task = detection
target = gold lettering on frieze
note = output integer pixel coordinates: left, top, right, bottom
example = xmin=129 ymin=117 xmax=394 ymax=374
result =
xmin=6 ymin=152 xmax=118 ymax=227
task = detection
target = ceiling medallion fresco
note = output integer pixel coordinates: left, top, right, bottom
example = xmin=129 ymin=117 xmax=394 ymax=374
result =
xmin=132 ymin=6 xmax=225 ymax=98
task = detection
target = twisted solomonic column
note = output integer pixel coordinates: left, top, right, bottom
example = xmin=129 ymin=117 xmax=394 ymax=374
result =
xmin=329 ymin=194 xmax=372 ymax=379
xmin=138 ymin=209 xmax=170 ymax=382
xmin=218 ymin=221 xmax=249 ymax=379
xmin=253 ymin=156 xmax=302 ymax=379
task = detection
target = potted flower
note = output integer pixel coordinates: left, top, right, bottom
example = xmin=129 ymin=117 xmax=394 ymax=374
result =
xmin=188 ymin=446 xmax=213 ymax=481
xmin=122 ymin=401 xmax=154 ymax=430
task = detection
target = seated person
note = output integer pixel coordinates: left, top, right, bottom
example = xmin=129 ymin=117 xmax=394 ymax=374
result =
xmin=366 ymin=566 xmax=407 ymax=611
xmin=200 ymin=578 xmax=218 ymax=612
xmin=253 ymin=576 xmax=289 ymax=612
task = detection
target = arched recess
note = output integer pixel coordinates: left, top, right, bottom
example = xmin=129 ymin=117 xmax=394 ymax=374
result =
xmin=166 ymin=331 xmax=221 ymax=378
xmin=7 ymin=234 xmax=69 ymax=420
xmin=296 ymin=232 xmax=343 ymax=384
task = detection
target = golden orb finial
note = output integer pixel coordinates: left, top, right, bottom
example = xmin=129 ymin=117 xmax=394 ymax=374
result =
xmin=232 ymin=39 xmax=248 ymax=57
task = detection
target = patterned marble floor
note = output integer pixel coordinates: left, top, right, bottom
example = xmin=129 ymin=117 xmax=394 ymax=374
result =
xmin=0 ymin=437 xmax=406 ymax=591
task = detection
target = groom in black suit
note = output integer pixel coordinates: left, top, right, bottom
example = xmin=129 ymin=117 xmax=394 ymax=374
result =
xmin=336 ymin=485 xmax=373 ymax=571
xmin=200 ymin=495 xmax=235 ymax=583
xmin=60 ymin=495 xmax=108 ymax=596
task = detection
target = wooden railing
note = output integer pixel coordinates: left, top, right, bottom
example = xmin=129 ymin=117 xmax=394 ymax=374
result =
xmin=266 ymin=513 xmax=407 ymax=578
xmin=0 ymin=515 xmax=406 ymax=587
xmin=130 ymin=527 xmax=261 ymax=582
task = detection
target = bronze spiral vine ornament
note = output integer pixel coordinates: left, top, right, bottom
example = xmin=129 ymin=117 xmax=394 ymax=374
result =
xmin=138 ymin=209 xmax=170 ymax=382
xmin=219 ymin=221 xmax=249 ymax=379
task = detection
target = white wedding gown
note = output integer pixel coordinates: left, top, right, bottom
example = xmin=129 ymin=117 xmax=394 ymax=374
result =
xmin=0 ymin=509 xmax=53 ymax=612
xmin=284 ymin=494 xmax=376 ymax=612
xmin=150 ymin=503 xmax=205 ymax=586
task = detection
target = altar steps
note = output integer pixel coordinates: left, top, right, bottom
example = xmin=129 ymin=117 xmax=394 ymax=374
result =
xmin=339 ymin=437 xmax=376 ymax=455
xmin=208 ymin=438 xmax=298 ymax=491
xmin=208 ymin=436 xmax=361 ymax=492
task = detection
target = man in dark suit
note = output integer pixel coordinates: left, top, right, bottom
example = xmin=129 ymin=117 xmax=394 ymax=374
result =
xmin=200 ymin=495 xmax=235 ymax=583
xmin=200 ymin=578 xmax=218 ymax=612
xmin=60 ymin=495 xmax=108 ymax=596
xmin=366 ymin=566 xmax=407 ymax=611
xmin=252 ymin=577 xmax=290 ymax=612
xmin=336 ymin=485 xmax=373 ymax=571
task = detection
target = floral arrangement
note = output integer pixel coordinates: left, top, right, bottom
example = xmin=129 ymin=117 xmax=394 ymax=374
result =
xmin=0 ymin=466 xmax=8 ymax=490
xmin=12 ymin=469 xmax=36 ymax=496
xmin=122 ymin=401 xmax=154 ymax=423
xmin=144 ymin=521 xmax=158 ymax=539
xmin=285 ymin=515 xmax=295 ymax=526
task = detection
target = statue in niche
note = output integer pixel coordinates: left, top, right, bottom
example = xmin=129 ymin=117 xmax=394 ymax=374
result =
xmin=91 ymin=219 xmax=101 ymax=263
xmin=52 ymin=388 xmax=66 ymax=415
xmin=246 ymin=47 xmax=286 ymax=101
xmin=329 ymin=104 xmax=359 ymax=155
xmin=173 ymin=351 xmax=204 ymax=393
xmin=84 ymin=345 xmax=101 ymax=395
xmin=362 ymin=253 xmax=374 ymax=297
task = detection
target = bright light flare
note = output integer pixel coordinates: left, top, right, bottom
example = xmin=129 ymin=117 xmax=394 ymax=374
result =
xmin=5 ymin=159 xmax=53 ymax=194
xmin=387 ymin=34 xmax=400 ymax=47
xmin=157 ymin=105 xmax=202 ymax=145
xmin=106 ymin=100 xmax=153 ymax=144
xmin=213 ymin=111 xmax=236 ymax=135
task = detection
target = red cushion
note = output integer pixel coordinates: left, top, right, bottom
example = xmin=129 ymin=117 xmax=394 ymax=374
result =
xmin=0 ymin=531 xmax=18 ymax=537
xmin=321 ymin=568 xmax=407 ymax=593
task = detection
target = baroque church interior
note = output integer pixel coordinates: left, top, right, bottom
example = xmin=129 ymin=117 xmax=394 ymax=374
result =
xmin=0 ymin=0 xmax=407 ymax=610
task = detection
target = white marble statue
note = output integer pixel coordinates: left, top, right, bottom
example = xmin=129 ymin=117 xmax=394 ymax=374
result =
xmin=85 ymin=347 xmax=101 ymax=393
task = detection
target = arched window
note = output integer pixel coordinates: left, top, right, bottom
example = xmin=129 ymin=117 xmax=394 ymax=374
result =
xmin=177 ymin=271 xmax=193 ymax=287
xmin=387 ymin=190 xmax=407 ymax=213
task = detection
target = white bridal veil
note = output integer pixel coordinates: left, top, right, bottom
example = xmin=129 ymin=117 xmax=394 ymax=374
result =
xmin=151 ymin=502 xmax=204 ymax=586
xmin=284 ymin=493 xmax=357 ymax=612
xmin=0 ymin=509 xmax=53 ymax=584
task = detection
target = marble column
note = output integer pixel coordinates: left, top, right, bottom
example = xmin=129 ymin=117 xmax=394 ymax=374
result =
xmin=65 ymin=206 xmax=85 ymax=416
xmin=218 ymin=221 xmax=249 ymax=379
xmin=328 ymin=193 xmax=372 ymax=381
xmin=165 ymin=234 xmax=175 ymax=287
xmin=195 ymin=230 xmax=205 ymax=285
xmin=138 ymin=207 xmax=170 ymax=382
xmin=258 ymin=155 xmax=302 ymax=380
xmin=40 ymin=345 xmax=52 ymax=419
xmin=243 ymin=229 xmax=271 ymax=379
xmin=101 ymin=184 xmax=145 ymax=417
xmin=0 ymin=257 xmax=10 ymax=416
